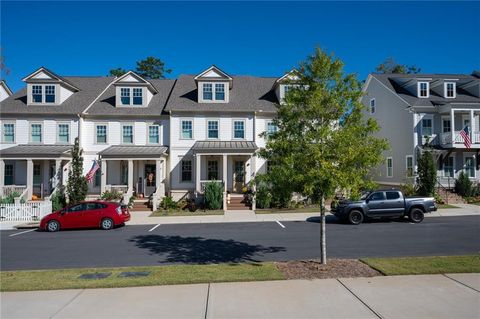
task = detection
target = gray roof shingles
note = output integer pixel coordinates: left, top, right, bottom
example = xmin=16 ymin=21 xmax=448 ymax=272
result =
xmin=98 ymin=145 xmax=168 ymax=158
xmin=165 ymin=75 xmax=279 ymax=112
xmin=192 ymin=141 xmax=257 ymax=153
xmin=0 ymin=77 xmax=114 ymax=115
xmin=1 ymin=145 xmax=72 ymax=158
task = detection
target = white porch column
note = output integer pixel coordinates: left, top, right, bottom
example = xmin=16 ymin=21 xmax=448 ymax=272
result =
xmin=26 ymin=159 xmax=33 ymax=200
xmin=101 ymin=160 xmax=107 ymax=193
xmin=128 ymin=160 xmax=134 ymax=191
xmin=450 ymin=108 xmax=455 ymax=144
xmin=0 ymin=160 xmax=4 ymax=196
xmin=470 ymin=109 xmax=475 ymax=134
xmin=251 ymin=155 xmax=256 ymax=211
xmin=222 ymin=154 xmax=228 ymax=210
xmin=195 ymin=154 xmax=201 ymax=194
xmin=42 ymin=160 xmax=50 ymax=196
xmin=54 ymin=160 xmax=62 ymax=188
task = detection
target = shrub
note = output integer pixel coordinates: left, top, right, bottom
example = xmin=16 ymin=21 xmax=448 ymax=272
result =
xmin=204 ymin=181 xmax=223 ymax=210
xmin=160 ymin=196 xmax=178 ymax=210
xmin=51 ymin=189 xmax=67 ymax=211
xmin=255 ymin=182 xmax=272 ymax=209
xmin=433 ymin=192 xmax=445 ymax=205
xmin=0 ymin=191 xmax=21 ymax=204
xmin=100 ymin=190 xmax=123 ymax=201
xmin=398 ymin=183 xmax=417 ymax=197
xmin=416 ymin=149 xmax=437 ymax=196
xmin=455 ymin=171 xmax=473 ymax=197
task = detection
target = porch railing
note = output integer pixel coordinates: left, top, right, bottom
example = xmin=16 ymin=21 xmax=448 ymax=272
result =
xmin=199 ymin=180 xmax=224 ymax=193
xmin=0 ymin=201 xmax=52 ymax=221
xmin=1 ymin=185 xmax=27 ymax=197
xmin=151 ymin=183 xmax=166 ymax=211
xmin=439 ymin=131 xmax=480 ymax=146
xmin=107 ymin=185 xmax=128 ymax=194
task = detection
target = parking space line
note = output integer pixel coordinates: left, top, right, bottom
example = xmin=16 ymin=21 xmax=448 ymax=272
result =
xmin=276 ymin=221 xmax=285 ymax=229
xmin=9 ymin=229 xmax=36 ymax=237
xmin=148 ymin=224 xmax=161 ymax=232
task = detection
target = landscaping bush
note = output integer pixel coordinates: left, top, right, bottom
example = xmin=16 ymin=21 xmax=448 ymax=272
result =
xmin=100 ymin=190 xmax=123 ymax=201
xmin=416 ymin=149 xmax=436 ymax=196
xmin=50 ymin=188 xmax=67 ymax=211
xmin=160 ymin=196 xmax=178 ymax=210
xmin=204 ymin=181 xmax=223 ymax=210
xmin=433 ymin=192 xmax=445 ymax=205
xmin=398 ymin=183 xmax=417 ymax=197
xmin=0 ymin=191 xmax=21 ymax=204
xmin=455 ymin=171 xmax=473 ymax=197
xmin=255 ymin=182 xmax=272 ymax=209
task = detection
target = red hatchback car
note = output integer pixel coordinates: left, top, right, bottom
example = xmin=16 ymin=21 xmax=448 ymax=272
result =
xmin=40 ymin=201 xmax=130 ymax=232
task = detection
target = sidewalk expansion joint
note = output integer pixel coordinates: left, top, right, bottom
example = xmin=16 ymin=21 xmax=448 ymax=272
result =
xmin=50 ymin=289 xmax=85 ymax=319
xmin=204 ymin=282 xmax=211 ymax=319
xmin=443 ymin=274 xmax=480 ymax=293
xmin=337 ymin=279 xmax=384 ymax=319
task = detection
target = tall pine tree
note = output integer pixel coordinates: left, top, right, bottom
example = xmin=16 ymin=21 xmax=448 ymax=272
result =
xmin=66 ymin=138 xmax=88 ymax=204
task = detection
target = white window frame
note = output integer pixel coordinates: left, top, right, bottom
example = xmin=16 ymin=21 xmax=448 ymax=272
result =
xmin=45 ymin=85 xmax=56 ymax=103
xmin=2 ymin=121 xmax=15 ymax=144
xmin=121 ymin=123 xmax=134 ymax=144
xmin=94 ymin=123 xmax=108 ymax=144
xmin=215 ymin=83 xmax=225 ymax=101
xmin=118 ymin=87 xmax=146 ymax=107
xmin=202 ymin=83 xmax=213 ymax=101
xmin=29 ymin=122 xmax=43 ymax=144
xmin=444 ymin=82 xmax=456 ymax=98
xmin=406 ymin=155 xmax=414 ymax=177
xmin=265 ymin=120 xmax=278 ymax=137
xmin=56 ymin=122 xmax=70 ymax=144
xmin=132 ymin=87 xmax=143 ymax=105
xmin=147 ymin=124 xmax=160 ymax=145
xmin=441 ymin=116 xmax=451 ymax=133
xmin=370 ymin=98 xmax=376 ymax=114
xmin=444 ymin=155 xmax=455 ymax=178
xmin=421 ymin=116 xmax=433 ymax=136
xmin=418 ymin=81 xmax=429 ymax=98
xmin=180 ymin=158 xmax=193 ymax=182
xmin=206 ymin=119 xmax=220 ymax=140
xmin=30 ymin=84 xmax=57 ymax=104
xmin=232 ymin=119 xmax=246 ymax=140
xmin=180 ymin=119 xmax=194 ymax=140
xmin=386 ymin=157 xmax=393 ymax=178
xmin=463 ymin=153 xmax=476 ymax=178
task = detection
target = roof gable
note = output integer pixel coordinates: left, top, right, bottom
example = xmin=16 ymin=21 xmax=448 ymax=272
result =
xmin=22 ymin=67 xmax=80 ymax=91
xmin=113 ymin=71 xmax=158 ymax=93
xmin=194 ymin=65 xmax=232 ymax=81
xmin=0 ymin=80 xmax=13 ymax=95
xmin=275 ymin=69 xmax=300 ymax=85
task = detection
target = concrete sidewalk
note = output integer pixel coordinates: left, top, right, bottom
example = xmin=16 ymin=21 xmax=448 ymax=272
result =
xmin=2 ymin=273 xmax=479 ymax=319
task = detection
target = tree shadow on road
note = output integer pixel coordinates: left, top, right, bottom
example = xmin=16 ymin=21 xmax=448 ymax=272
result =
xmin=128 ymin=235 xmax=286 ymax=264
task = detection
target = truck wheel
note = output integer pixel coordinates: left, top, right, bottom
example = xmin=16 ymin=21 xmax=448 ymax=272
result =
xmin=348 ymin=210 xmax=364 ymax=225
xmin=408 ymin=208 xmax=424 ymax=223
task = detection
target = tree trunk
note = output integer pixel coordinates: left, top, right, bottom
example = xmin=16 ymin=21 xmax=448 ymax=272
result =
xmin=320 ymin=195 xmax=327 ymax=264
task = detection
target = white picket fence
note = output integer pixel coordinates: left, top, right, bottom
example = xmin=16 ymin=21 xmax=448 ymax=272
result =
xmin=0 ymin=201 xmax=52 ymax=221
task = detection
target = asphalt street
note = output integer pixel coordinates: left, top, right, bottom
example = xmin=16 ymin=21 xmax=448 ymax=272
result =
xmin=1 ymin=215 xmax=479 ymax=270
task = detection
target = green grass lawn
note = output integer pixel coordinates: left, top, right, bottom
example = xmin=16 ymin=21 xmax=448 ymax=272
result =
xmin=0 ymin=263 xmax=284 ymax=292
xmin=150 ymin=209 xmax=224 ymax=217
xmin=361 ymin=255 xmax=480 ymax=276
xmin=256 ymin=207 xmax=320 ymax=214
xmin=437 ymin=204 xmax=460 ymax=209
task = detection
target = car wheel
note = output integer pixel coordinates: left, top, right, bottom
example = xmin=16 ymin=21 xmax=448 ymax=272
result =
xmin=46 ymin=220 xmax=60 ymax=232
xmin=348 ymin=210 xmax=364 ymax=225
xmin=101 ymin=218 xmax=114 ymax=230
xmin=409 ymin=208 xmax=424 ymax=223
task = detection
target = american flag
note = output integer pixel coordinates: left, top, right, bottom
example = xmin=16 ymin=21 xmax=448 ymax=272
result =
xmin=86 ymin=160 xmax=100 ymax=183
xmin=459 ymin=126 xmax=472 ymax=149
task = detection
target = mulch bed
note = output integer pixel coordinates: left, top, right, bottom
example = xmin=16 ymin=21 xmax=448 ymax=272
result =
xmin=276 ymin=259 xmax=382 ymax=279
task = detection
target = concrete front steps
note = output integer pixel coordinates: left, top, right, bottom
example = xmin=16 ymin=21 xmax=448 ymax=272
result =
xmin=226 ymin=195 xmax=251 ymax=210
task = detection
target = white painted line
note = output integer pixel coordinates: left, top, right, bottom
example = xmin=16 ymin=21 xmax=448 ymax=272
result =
xmin=9 ymin=229 xmax=36 ymax=237
xmin=276 ymin=221 xmax=285 ymax=229
xmin=148 ymin=224 xmax=161 ymax=232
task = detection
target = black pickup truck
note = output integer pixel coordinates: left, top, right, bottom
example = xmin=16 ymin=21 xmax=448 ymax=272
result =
xmin=331 ymin=189 xmax=437 ymax=225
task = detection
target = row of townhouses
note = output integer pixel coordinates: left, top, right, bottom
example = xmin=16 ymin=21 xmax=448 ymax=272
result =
xmin=0 ymin=66 xmax=479 ymax=210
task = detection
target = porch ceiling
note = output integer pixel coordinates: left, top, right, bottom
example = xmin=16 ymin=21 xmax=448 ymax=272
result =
xmin=98 ymin=145 xmax=168 ymax=158
xmin=192 ymin=141 xmax=257 ymax=154
xmin=0 ymin=145 xmax=72 ymax=158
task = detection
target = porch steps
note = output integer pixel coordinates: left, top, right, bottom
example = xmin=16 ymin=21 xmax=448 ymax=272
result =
xmin=130 ymin=200 xmax=152 ymax=212
xmin=226 ymin=196 xmax=251 ymax=210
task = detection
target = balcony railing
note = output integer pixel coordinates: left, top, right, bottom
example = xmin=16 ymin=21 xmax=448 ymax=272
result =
xmin=438 ymin=131 xmax=480 ymax=146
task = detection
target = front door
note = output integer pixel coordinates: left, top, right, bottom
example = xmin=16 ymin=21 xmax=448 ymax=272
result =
xmin=144 ymin=164 xmax=156 ymax=197
xmin=233 ymin=161 xmax=245 ymax=193
xmin=33 ymin=163 xmax=42 ymax=198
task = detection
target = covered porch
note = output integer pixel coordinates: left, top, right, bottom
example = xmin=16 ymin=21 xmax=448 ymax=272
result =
xmin=0 ymin=145 xmax=71 ymax=201
xmin=98 ymin=146 xmax=168 ymax=207
xmin=436 ymin=106 xmax=480 ymax=147
xmin=192 ymin=141 xmax=258 ymax=209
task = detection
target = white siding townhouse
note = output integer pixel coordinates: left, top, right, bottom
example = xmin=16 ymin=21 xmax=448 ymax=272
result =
xmin=362 ymin=71 xmax=480 ymax=188
xmin=0 ymin=65 xmax=296 ymax=210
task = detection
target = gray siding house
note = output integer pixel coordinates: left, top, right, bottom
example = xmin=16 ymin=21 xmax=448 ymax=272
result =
xmin=362 ymin=71 xmax=480 ymax=187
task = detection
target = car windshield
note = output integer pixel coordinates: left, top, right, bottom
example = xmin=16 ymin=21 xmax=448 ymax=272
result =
xmin=360 ymin=192 xmax=371 ymax=200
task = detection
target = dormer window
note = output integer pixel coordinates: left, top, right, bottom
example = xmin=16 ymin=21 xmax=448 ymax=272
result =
xmin=133 ymin=88 xmax=143 ymax=105
xmin=32 ymin=85 xmax=43 ymax=102
xmin=445 ymin=82 xmax=456 ymax=98
xmin=203 ymin=83 xmax=213 ymax=100
xmin=215 ymin=83 xmax=225 ymax=100
xmin=120 ymin=88 xmax=130 ymax=105
xmin=30 ymin=84 xmax=56 ymax=104
xmin=119 ymin=87 xmax=145 ymax=106
xmin=418 ymin=82 xmax=429 ymax=98
xmin=45 ymin=85 xmax=55 ymax=103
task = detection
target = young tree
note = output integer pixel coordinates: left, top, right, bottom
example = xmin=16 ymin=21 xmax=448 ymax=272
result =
xmin=66 ymin=138 xmax=88 ymax=204
xmin=416 ymin=148 xmax=437 ymax=196
xmin=375 ymin=57 xmax=421 ymax=74
xmin=259 ymin=47 xmax=388 ymax=264
xmin=136 ymin=56 xmax=171 ymax=79
xmin=109 ymin=67 xmax=127 ymax=77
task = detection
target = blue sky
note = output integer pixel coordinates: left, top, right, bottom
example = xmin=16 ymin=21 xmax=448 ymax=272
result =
xmin=1 ymin=1 xmax=479 ymax=92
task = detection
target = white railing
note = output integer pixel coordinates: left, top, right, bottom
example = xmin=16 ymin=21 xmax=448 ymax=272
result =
xmin=107 ymin=185 xmax=128 ymax=194
xmin=473 ymin=132 xmax=480 ymax=144
xmin=151 ymin=183 xmax=166 ymax=211
xmin=0 ymin=201 xmax=52 ymax=221
xmin=439 ymin=131 xmax=480 ymax=146
xmin=1 ymin=185 xmax=27 ymax=197
xmin=199 ymin=180 xmax=224 ymax=193
xmin=14 ymin=187 xmax=30 ymax=204
xmin=122 ymin=186 xmax=133 ymax=206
